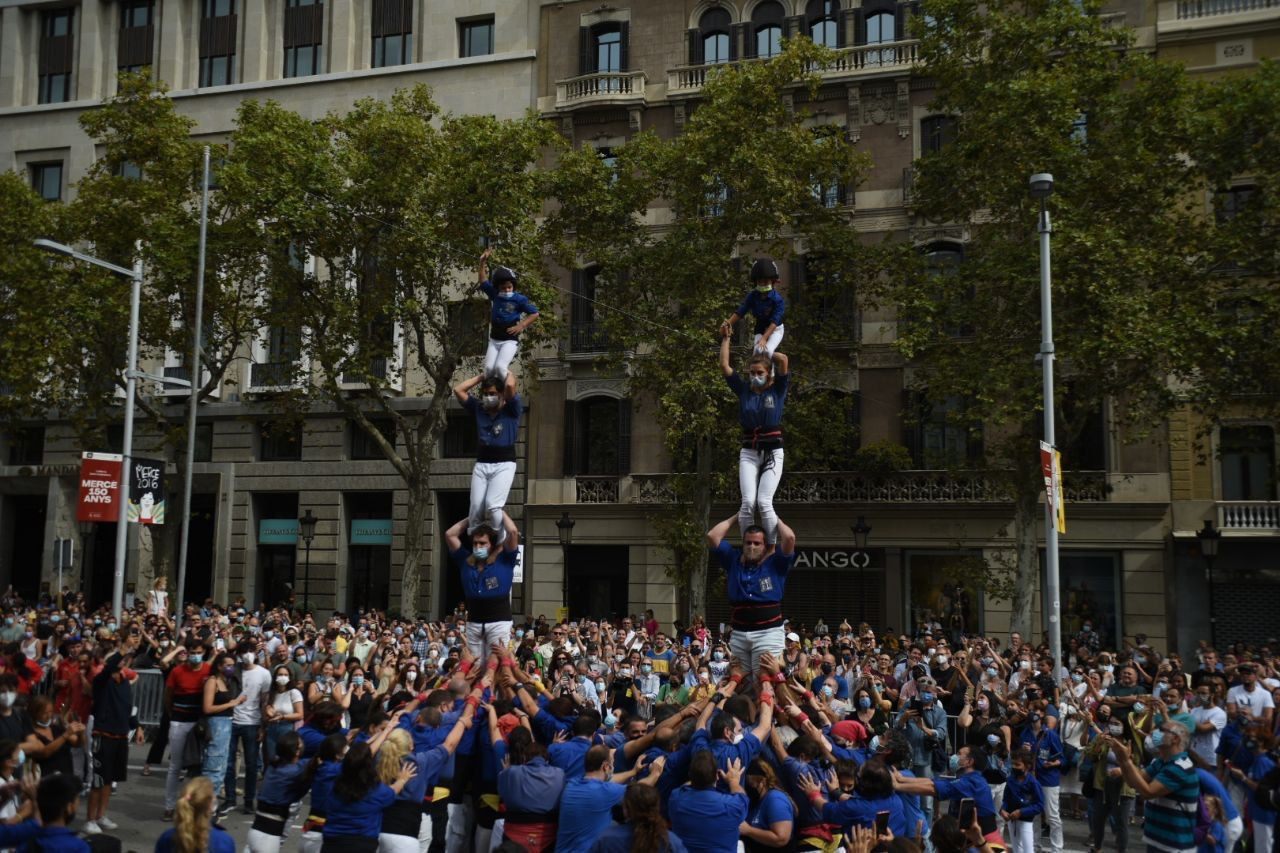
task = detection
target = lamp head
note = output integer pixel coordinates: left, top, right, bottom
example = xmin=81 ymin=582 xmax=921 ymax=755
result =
xmin=851 ymin=516 xmax=872 ymax=551
xmin=33 ymin=238 xmax=71 ymax=256
xmin=298 ymin=509 xmax=318 ymax=543
xmin=1029 ymin=173 xmax=1054 ymax=200
xmin=1195 ymin=518 xmax=1221 ymax=559
xmin=556 ymin=511 xmax=575 ymax=547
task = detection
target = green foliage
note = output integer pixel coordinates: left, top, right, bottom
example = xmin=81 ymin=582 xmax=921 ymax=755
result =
xmin=850 ymin=440 xmax=914 ymax=475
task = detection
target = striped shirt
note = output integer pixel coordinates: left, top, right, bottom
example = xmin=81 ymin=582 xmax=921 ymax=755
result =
xmin=1143 ymin=752 xmax=1200 ymax=852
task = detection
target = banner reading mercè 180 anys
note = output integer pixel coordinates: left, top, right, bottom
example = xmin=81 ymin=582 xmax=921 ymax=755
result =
xmin=76 ymin=452 xmax=123 ymax=523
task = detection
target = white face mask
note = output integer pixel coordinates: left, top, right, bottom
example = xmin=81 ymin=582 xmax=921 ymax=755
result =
xmin=0 ymin=693 xmax=16 ymax=709
xmin=732 ymin=732 xmax=745 ymax=745
xmin=276 ymin=675 xmax=290 ymax=686
xmin=406 ymin=671 xmax=418 ymax=681
xmin=482 ymin=394 xmax=500 ymax=408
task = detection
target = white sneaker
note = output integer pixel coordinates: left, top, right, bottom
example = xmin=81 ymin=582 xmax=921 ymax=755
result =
xmin=83 ymin=821 xmax=102 ymax=835
xmin=97 ymin=816 xmax=118 ymax=830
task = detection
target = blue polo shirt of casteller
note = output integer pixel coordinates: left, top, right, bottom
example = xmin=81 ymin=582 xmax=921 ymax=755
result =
xmin=463 ymin=394 xmax=522 ymax=461
xmin=715 ymin=541 xmax=795 ymax=630
xmin=450 ymin=546 xmax=516 ymax=623
xmin=934 ymin=770 xmax=998 ymax=825
xmin=736 ymin=288 xmax=786 ymax=335
xmin=323 ymin=782 xmax=396 ymax=838
xmin=555 ymin=776 xmax=628 ymax=853
xmin=1018 ymin=726 xmax=1064 ymax=787
xmin=669 ymin=786 xmax=749 ymax=853
xmin=822 ymin=792 xmax=908 ymax=839
xmin=549 ymin=736 xmax=593 ymax=780
xmin=690 ymin=727 xmax=764 ymax=785
xmin=726 ymin=372 xmax=789 ymax=434
xmin=479 ymin=280 xmax=539 ymax=341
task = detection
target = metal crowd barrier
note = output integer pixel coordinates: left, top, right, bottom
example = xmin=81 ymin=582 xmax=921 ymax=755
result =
xmin=29 ymin=666 xmax=166 ymax=729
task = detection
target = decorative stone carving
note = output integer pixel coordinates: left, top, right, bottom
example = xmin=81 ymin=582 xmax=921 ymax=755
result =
xmin=845 ymin=86 xmax=862 ymax=143
xmin=567 ymin=378 xmax=624 ymax=400
xmin=896 ymin=78 xmax=911 ymax=139
xmin=560 ymin=114 xmax=574 ymax=138
xmin=629 ymin=107 xmax=642 ymax=132
xmin=862 ymin=87 xmax=895 ymax=126
xmin=673 ymin=102 xmax=686 ymax=132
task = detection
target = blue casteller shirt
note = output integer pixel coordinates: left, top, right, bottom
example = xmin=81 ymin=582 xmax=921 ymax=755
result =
xmin=324 ymin=782 xmax=396 ymax=838
xmin=589 ymin=822 xmax=690 ymax=853
xmin=749 ymin=787 xmax=797 ymax=838
xmin=479 ymin=280 xmax=538 ymax=341
xmin=934 ymin=770 xmax=997 ymax=819
xmin=1018 ymin=727 xmax=1064 ymax=787
xmin=462 ymin=394 xmax=522 ymax=451
xmin=1197 ymin=769 xmax=1240 ymax=821
xmin=715 ymin=541 xmax=795 ymax=607
xmin=690 ymin=728 xmax=763 ymax=784
xmin=555 ymin=777 xmax=628 ymax=853
xmin=450 ymin=546 xmax=516 ymax=622
xmin=298 ymin=724 xmax=348 ymax=759
xmin=399 ymin=746 xmax=452 ymax=802
xmin=736 ymin=288 xmax=785 ymax=335
xmin=156 ymin=827 xmax=233 ymax=853
xmin=259 ymin=761 xmax=311 ymax=806
xmin=726 ymin=372 xmax=789 ymax=433
xmin=308 ymin=761 xmax=343 ymax=818
xmin=498 ymin=757 xmax=566 ymax=814
xmin=1002 ymin=772 xmax=1044 ymax=820
xmin=669 ymin=786 xmax=749 ymax=853
xmin=822 ymin=792 xmax=907 ymax=839
xmin=1248 ymin=753 xmax=1277 ymax=826
xmin=549 ymin=736 xmax=594 ymax=780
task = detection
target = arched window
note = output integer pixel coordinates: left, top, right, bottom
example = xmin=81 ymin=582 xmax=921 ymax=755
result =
xmin=594 ymin=23 xmax=621 ymax=73
xmin=806 ymin=0 xmax=840 ymax=47
xmin=865 ymin=9 xmax=895 ymax=44
xmin=922 ymin=242 xmax=972 ymax=338
xmin=751 ymin=1 xmax=785 ymax=58
xmin=700 ymin=7 xmax=732 ymax=64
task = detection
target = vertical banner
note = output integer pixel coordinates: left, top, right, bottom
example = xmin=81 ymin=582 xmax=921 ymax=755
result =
xmin=76 ymin=452 xmax=123 ymax=523
xmin=1040 ymin=441 xmax=1066 ymax=533
xmin=127 ymin=457 xmax=166 ymax=524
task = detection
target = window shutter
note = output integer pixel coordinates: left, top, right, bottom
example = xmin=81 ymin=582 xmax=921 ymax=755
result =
xmin=851 ymin=391 xmax=863 ymax=453
xmin=619 ymin=21 xmax=630 ymax=72
xmin=785 ymin=15 xmax=804 ymax=38
xmin=742 ymin=22 xmax=757 ymax=58
xmin=895 ymin=4 xmax=908 ymax=42
xmin=571 ymin=268 xmax=588 ymax=325
xmin=729 ymin=23 xmax=746 ymax=60
xmin=788 ymin=259 xmax=804 ymax=306
xmin=853 ymin=9 xmax=867 ymax=45
xmin=687 ymin=28 xmax=703 ymax=65
xmin=578 ymin=26 xmax=592 ymax=75
xmin=837 ymin=8 xmax=855 ymax=47
xmin=617 ymin=399 xmax=632 ymax=474
xmin=563 ymin=399 xmax=579 ymax=477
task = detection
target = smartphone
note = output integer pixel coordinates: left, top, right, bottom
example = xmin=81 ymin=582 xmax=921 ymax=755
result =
xmin=875 ymin=810 xmax=890 ymax=834
xmin=958 ymin=798 xmax=975 ymax=827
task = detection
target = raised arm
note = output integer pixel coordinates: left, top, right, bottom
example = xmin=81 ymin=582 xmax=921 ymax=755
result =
xmin=453 ymin=374 xmax=483 ymax=405
xmin=772 ymin=349 xmax=789 ymax=376
xmin=501 ymin=511 xmax=520 ymax=552
xmin=503 ymin=370 xmax=517 ymax=402
xmin=477 ymin=247 xmax=491 ymax=284
xmin=445 ymin=517 xmax=468 ymax=552
xmin=775 ymin=516 xmax=796 ymax=556
xmin=720 ymin=335 xmax=734 ymax=377
xmin=707 ymin=515 xmax=737 ymax=549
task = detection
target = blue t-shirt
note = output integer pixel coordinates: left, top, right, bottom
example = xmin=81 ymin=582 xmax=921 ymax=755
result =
xmin=1196 ymin=769 xmax=1240 ymax=821
xmin=450 ymin=546 xmax=517 ymax=602
xmin=549 ymin=736 xmax=593 ymax=780
xmin=298 ymin=723 xmax=348 ymax=758
xmin=1248 ymin=752 xmax=1277 ymax=826
xmin=400 ymin=746 xmax=451 ymax=802
xmin=726 ymin=371 xmax=789 ymax=432
xmin=1002 ymin=772 xmax=1044 ymax=820
xmin=781 ymin=756 xmax=825 ymax=827
xmin=156 ymin=827 xmax=233 ymax=853
xmin=736 ymin=288 xmax=786 ymax=335
xmin=463 ymin=394 xmax=522 ymax=450
xmin=589 ymin=822 xmax=689 ymax=853
xmin=691 ymin=728 xmax=763 ymax=782
xmin=669 ymin=786 xmax=749 ymax=853
xmin=498 ymin=757 xmax=566 ymax=814
xmin=479 ymin=280 xmax=538 ymax=339
xmin=1018 ymin=727 xmax=1064 ymax=787
xmin=323 ymin=782 xmax=396 ymax=838
xmin=259 ymin=761 xmax=310 ymax=806
xmin=934 ymin=771 xmax=997 ymax=819
xmin=308 ymin=761 xmax=343 ymax=818
xmin=555 ymin=777 xmax=628 ymax=853
xmin=748 ymin=787 xmax=796 ymax=838
xmin=822 ymin=793 xmax=907 ymax=839
xmin=715 ymin=540 xmax=795 ymax=606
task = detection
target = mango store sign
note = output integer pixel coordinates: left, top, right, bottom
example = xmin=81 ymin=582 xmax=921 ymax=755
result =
xmin=259 ymin=519 xmax=299 ymax=545
xmin=351 ymin=519 xmax=393 ymax=545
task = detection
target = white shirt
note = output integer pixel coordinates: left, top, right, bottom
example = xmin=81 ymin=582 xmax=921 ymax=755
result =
xmin=1227 ymin=684 xmax=1275 ymax=720
xmin=234 ymin=665 xmax=273 ymax=725
xmin=1190 ymin=705 xmax=1227 ymax=764
xmin=271 ymin=688 xmax=303 ymax=717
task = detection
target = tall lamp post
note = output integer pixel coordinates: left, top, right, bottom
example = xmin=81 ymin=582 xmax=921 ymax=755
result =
xmin=556 ymin=511 xmax=575 ymax=611
xmin=850 ymin=516 xmax=872 ymax=624
xmin=34 ymin=239 xmax=142 ymax=621
xmin=1196 ymin=519 xmax=1222 ymax=650
xmin=1029 ymin=172 xmax=1063 ymax=676
xmin=298 ymin=509 xmax=317 ymax=613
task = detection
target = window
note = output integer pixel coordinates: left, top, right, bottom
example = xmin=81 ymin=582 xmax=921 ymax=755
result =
xmin=118 ymin=1 xmax=154 ymax=75
xmin=701 ymin=182 xmax=729 ymax=218
xmin=1220 ymin=425 xmax=1276 ymax=501
xmin=1058 ymin=392 xmax=1107 ymax=472
xmin=194 ymin=423 xmax=214 ymax=463
xmin=343 ymin=252 xmax=396 ymax=384
xmin=751 ymin=1 xmax=785 ymax=58
xmin=578 ymin=22 xmax=628 ymax=76
xmin=350 ymin=418 xmax=396 ymax=461
xmin=860 ymin=6 xmax=897 ymax=65
xmin=696 ymin=7 xmax=732 ymax=65
xmin=38 ymin=9 xmax=74 ymax=104
xmin=570 ymin=267 xmax=609 ymax=353
xmin=563 ymin=396 xmax=631 ymax=476
xmin=284 ymin=0 xmax=324 ymax=78
xmin=459 ymin=17 xmax=494 ymax=58
xmin=792 ymin=256 xmax=857 ymax=344
xmin=597 ymin=147 xmax=620 ymax=183
xmin=29 ymin=162 xmax=63 ymax=202
xmin=199 ymin=0 xmax=237 ymax=87
xmin=259 ymin=421 xmax=303 ymax=462
xmin=6 ymin=427 xmax=44 ymax=466
xmin=442 ymin=410 xmax=478 ymax=459
xmin=1215 ymin=184 xmax=1256 ymax=224
xmin=923 ymin=242 xmax=973 ymax=337
xmin=373 ymin=0 xmax=413 ymax=67
xmin=115 ymin=161 xmax=143 ymax=180
xmin=906 ymin=393 xmax=982 ymax=468
xmin=806 ymin=0 xmax=840 ymax=47
xmin=921 ymin=115 xmax=957 ymax=155
xmin=866 ymin=10 xmax=895 ymax=43
xmin=447 ymin=301 xmax=486 ymax=357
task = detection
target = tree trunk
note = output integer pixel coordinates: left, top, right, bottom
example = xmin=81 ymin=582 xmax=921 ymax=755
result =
xmin=1009 ymin=486 xmax=1039 ymax=638
xmin=687 ymin=434 xmax=714 ymax=622
xmin=400 ymin=484 xmax=429 ymax=620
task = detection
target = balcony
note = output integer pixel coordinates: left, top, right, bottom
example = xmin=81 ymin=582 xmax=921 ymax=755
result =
xmin=1157 ymin=0 xmax=1279 ymax=37
xmin=1218 ymin=501 xmax=1280 ymax=532
xmin=576 ymin=476 xmax=620 ymax=504
xmin=568 ymin=321 xmax=610 ymax=355
xmin=247 ymin=361 xmax=298 ymax=392
xmin=341 ymin=356 xmax=389 ymax=387
xmin=555 ymin=71 xmax=648 ymax=111
xmin=667 ymin=42 xmax=919 ymax=98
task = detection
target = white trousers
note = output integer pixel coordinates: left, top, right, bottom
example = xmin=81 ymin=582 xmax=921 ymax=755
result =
xmin=739 ymin=448 xmax=784 ymax=544
xmin=445 ymin=800 xmax=474 ymax=853
xmin=1042 ymin=784 xmax=1062 ymax=853
xmin=468 ymin=461 xmax=516 ymax=537
xmin=729 ymin=625 xmax=784 ymax=680
xmin=299 ymin=831 xmax=322 ymax=853
xmin=486 ymin=820 xmax=504 ymax=853
xmin=465 ymin=620 xmax=513 ymax=662
xmin=752 ymin=325 xmax=785 ymax=357
xmin=246 ymin=830 xmax=283 ymax=853
xmin=1256 ymin=821 xmax=1274 ymax=853
xmin=483 ymin=339 xmax=519 ymax=381
xmin=990 ymin=781 xmax=1007 ymax=835
xmin=378 ymin=833 xmax=420 ymax=853
xmin=1227 ymin=815 xmax=1245 ymax=848
xmin=1007 ymin=819 xmax=1035 ymax=853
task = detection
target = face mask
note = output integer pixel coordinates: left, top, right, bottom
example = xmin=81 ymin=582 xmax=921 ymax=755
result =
xmin=1102 ymin=664 xmax=1114 ymax=673
xmin=35 ymin=719 xmax=51 ymax=728
xmin=15 ymin=751 xmax=23 ymax=767
xmin=749 ymin=374 xmax=768 ymax=388
xmin=985 ymin=667 xmax=998 ymax=679
xmin=50 ymin=616 xmax=59 ymax=624
xmin=276 ymin=675 xmax=290 ymax=686
xmin=732 ymin=732 xmax=744 ymax=745
xmin=0 ymin=693 xmax=15 ymax=709
xmin=498 ymin=290 xmax=514 ymax=299
xmin=1133 ymin=701 xmax=1146 ymax=714
xmin=1083 ymin=625 xmax=1092 ymax=632
xmin=614 ymin=654 xmax=625 ymax=663
xmin=1144 ymin=730 xmax=1164 ymax=752
xmin=822 ymin=685 xmax=834 ymax=698
xmin=977 ymin=698 xmax=990 ymax=711
xmin=222 ymin=665 xmax=236 ymax=677
xmin=472 ymin=546 xmax=490 ymax=561
xmin=1108 ymin=723 xmax=1124 ymax=736
xmin=406 ymin=671 xmax=418 ymax=681
xmin=858 ymin=697 xmax=873 ymax=710
xmin=516 ymin=630 xmax=525 ymax=639
xmin=265 ymin=630 xmax=275 ymax=639
xmin=603 ymin=714 xmax=617 ymax=727
xmin=1134 ymin=655 xmax=1146 ymax=665
xmin=351 ymin=676 xmax=365 ymax=687
xmin=595 ymin=681 xmax=605 ymax=692
xmin=23 ymin=632 xmax=32 ymax=639
xmin=482 ymin=394 xmax=499 ymax=408
xmin=242 ymin=653 xmax=256 ymax=666
xmin=1071 ymin=673 xmax=1083 ymax=683
xmin=755 ymin=283 xmax=772 ymax=293
xmin=937 ymin=656 xmax=949 ymax=667
xmin=190 ymin=655 xmax=204 ymax=665
xmin=921 ymin=692 xmax=935 ymax=704
xmin=1019 ymin=660 xmax=1031 ymax=670
xmin=619 ymin=669 xmax=632 ymax=679
xmin=949 ymin=754 xmax=962 ymax=773
xmin=1198 ymin=695 xmax=1213 ymax=706
xmin=713 ymin=651 xmax=724 ymax=661
xmin=987 ymin=733 xmax=1001 ymax=747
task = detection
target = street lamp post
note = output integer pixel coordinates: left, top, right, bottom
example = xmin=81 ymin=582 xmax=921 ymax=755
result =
xmin=1029 ymin=172 xmax=1063 ymax=677
xmin=556 ymin=512 xmax=575 ymax=611
xmin=850 ymin=516 xmax=872 ymax=624
xmin=1196 ymin=519 xmax=1222 ymax=650
xmin=299 ymin=509 xmax=318 ymax=614
xmin=34 ymin=239 xmax=142 ymax=621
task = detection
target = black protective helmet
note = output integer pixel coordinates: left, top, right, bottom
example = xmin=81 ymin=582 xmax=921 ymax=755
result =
xmin=750 ymin=258 xmax=779 ymax=281
xmin=492 ymin=266 xmax=518 ymax=285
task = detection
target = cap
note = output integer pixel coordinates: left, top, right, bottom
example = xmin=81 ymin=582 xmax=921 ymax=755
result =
xmin=831 ymin=719 xmax=868 ymax=745
xmin=786 ymin=632 xmax=800 ymax=643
